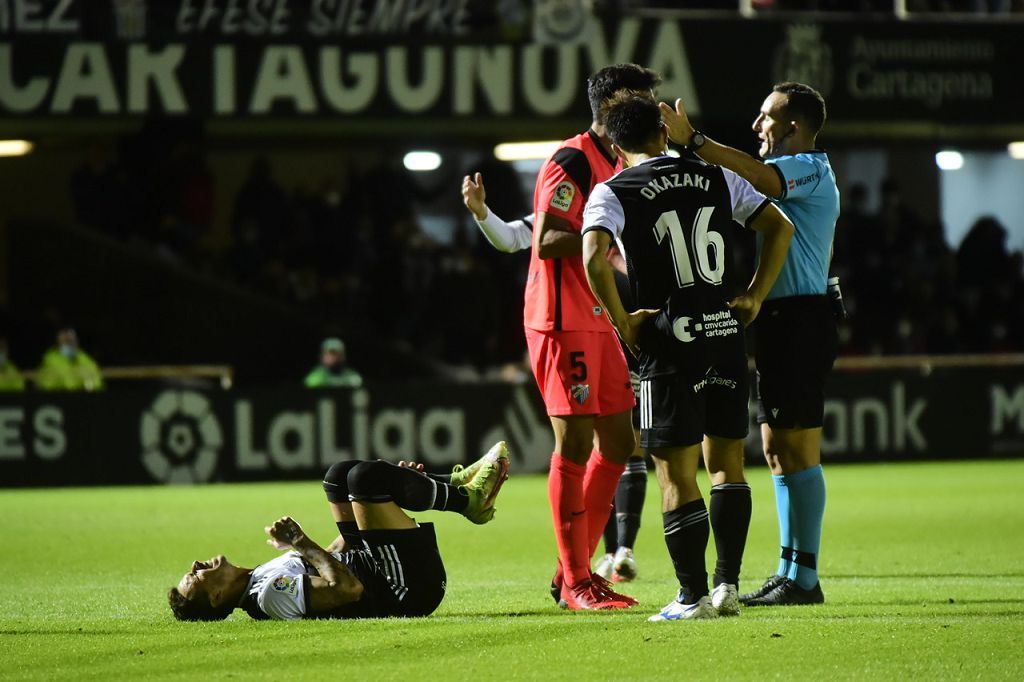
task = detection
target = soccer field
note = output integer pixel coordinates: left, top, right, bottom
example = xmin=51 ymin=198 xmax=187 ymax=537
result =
xmin=2 ymin=460 xmax=1023 ymax=680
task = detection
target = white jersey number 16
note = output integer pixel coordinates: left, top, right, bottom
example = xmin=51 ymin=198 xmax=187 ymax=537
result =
xmin=653 ymin=207 xmax=725 ymax=288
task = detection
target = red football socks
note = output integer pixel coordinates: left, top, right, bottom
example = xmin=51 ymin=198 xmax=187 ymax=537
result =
xmin=548 ymin=454 xmax=590 ymax=585
xmin=583 ymin=450 xmax=626 ymax=558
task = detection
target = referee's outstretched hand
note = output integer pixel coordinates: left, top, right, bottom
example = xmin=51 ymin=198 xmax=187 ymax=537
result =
xmin=728 ymin=295 xmax=761 ymax=326
xmin=659 ymin=98 xmax=694 ymax=146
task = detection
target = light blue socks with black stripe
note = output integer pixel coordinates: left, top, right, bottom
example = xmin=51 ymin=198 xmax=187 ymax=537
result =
xmin=773 ymin=465 xmax=825 ymax=589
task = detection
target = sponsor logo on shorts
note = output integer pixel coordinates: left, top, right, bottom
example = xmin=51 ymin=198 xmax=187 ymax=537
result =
xmin=571 ymin=384 xmax=590 ymax=405
xmin=550 ymin=181 xmax=575 ymax=211
xmin=692 ymin=373 xmax=738 ymax=394
xmin=272 ymin=576 xmax=298 ymax=595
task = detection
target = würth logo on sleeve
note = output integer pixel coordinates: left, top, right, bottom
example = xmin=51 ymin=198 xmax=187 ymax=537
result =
xmin=571 ymin=384 xmax=590 ymax=405
xmin=788 ymin=173 xmax=820 ymax=191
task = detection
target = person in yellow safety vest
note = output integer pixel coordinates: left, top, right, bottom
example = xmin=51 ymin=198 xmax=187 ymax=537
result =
xmin=0 ymin=337 xmax=25 ymax=391
xmin=36 ymin=327 xmax=104 ymax=391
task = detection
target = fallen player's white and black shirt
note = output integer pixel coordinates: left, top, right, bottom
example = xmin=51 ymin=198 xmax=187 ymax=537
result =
xmin=239 ymin=523 xmax=446 ymax=620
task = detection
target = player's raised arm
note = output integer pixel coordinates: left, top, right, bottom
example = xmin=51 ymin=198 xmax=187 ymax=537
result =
xmin=461 ymin=172 xmax=533 ymax=253
xmin=660 ymin=99 xmax=784 ymax=199
xmin=462 ymin=171 xmax=488 ymax=220
xmin=265 ymin=516 xmax=364 ymax=612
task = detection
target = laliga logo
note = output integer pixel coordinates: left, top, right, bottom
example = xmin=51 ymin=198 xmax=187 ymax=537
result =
xmin=140 ymin=391 xmax=223 ymax=483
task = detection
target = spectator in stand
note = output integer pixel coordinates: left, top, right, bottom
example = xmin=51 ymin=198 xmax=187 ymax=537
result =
xmin=0 ymin=337 xmax=25 ymax=392
xmin=36 ymin=327 xmax=104 ymax=391
xmin=69 ymin=140 xmax=132 ymax=241
xmin=150 ymin=137 xmax=215 ymax=263
xmin=956 ymin=216 xmax=1019 ymax=352
xmin=230 ymin=157 xmax=290 ymax=286
xmin=305 ymin=337 xmax=363 ymax=388
xmin=957 ymin=216 xmax=1015 ymax=292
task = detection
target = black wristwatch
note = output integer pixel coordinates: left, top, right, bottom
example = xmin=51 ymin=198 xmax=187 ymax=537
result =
xmin=688 ymin=130 xmax=706 ymax=150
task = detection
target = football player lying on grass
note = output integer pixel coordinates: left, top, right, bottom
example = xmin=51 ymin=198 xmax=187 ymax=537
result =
xmin=168 ymin=443 xmax=510 ymax=621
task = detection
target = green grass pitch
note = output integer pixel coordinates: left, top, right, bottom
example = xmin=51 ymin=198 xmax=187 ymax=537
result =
xmin=2 ymin=460 xmax=1023 ymax=680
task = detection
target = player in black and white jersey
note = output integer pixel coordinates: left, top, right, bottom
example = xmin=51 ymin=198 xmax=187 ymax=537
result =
xmin=168 ymin=443 xmax=509 ymax=621
xmin=581 ymin=93 xmax=793 ymax=621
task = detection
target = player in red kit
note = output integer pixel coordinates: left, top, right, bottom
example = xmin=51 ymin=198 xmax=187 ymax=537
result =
xmin=469 ymin=64 xmax=661 ymax=609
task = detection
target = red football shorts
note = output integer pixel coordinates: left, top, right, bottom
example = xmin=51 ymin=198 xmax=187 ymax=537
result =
xmin=525 ymin=329 xmax=635 ymax=417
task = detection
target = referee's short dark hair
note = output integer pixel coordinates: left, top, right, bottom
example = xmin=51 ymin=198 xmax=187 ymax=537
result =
xmin=773 ymin=82 xmax=827 ymax=135
xmin=588 ymin=64 xmax=661 ymax=123
xmin=602 ymin=92 xmax=663 ymax=153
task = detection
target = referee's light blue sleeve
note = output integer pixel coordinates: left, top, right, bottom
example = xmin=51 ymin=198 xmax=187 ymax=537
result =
xmin=767 ymin=155 xmax=825 ymax=201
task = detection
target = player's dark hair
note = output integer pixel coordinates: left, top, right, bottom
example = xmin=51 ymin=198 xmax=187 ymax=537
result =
xmin=773 ymin=82 xmax=826 ymax=135
xmin=602 ymin=93 xmax=664 ymax=153
xmin=167 ymin=586 xmax=233 ymax=622
xmin=588 ymin=64 xmax=661 ymax=123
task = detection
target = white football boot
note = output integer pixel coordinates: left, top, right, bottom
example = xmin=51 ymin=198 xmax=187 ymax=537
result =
xmin=648 ymin=594 xmax=718 ymax=622
xmin=593 ymin=553 xmax=615 ymax=581
xmin=710 ymin=583 xmax=740 ymax=617
xmin=612 ymin=546 xmax=638 ymax=582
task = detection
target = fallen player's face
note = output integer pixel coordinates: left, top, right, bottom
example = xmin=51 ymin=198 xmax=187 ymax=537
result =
xmin=177 ymin=555 xmax=231 ymax=601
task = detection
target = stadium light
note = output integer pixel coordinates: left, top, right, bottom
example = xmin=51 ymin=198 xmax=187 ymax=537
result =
xmin=494 ymin=141 xmax=562 ymax=161
xmin=935 ymin=150 xmax=963 ymax=171
xmin=403 ymin=151 xmax=442 ymax=172
xmin=0 ymin=140 xmax=33 ymax=157
xmin=1008 ymin=142 xmax=1024 ymax=160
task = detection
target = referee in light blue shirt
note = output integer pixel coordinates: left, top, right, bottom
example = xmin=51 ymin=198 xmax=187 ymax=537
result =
xmin=662 ymin=83 xmax=840 ymax=606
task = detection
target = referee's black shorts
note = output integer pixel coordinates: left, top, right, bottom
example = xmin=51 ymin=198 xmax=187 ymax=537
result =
xmin=753 ymin=295 xmax=838 ymax=429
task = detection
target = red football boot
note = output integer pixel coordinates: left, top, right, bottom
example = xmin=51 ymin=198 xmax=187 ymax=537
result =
xmin=590 ymin=572 xmax=639 ymax=606
xmin=560 ymin=578 xmax=633 ymax=610
xmin=551 ymin=562 xmax=564 ymax=605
